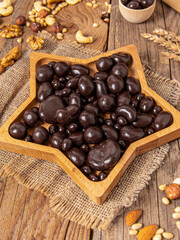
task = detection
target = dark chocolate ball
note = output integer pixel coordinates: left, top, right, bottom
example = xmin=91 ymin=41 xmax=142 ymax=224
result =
xmin=52 ymin=79 xmax=61 ymax=90
xmin=99 ymin=172 xmax=107 ymax=181
xmin=117 ymin=116 xmax=128 ymax=126
xmin=89 ymin=173 xmax=99 ymax=181
xmin=107 ymin=75 xmax=124 ymax=94
xmin=152 ymin=105 xmax=163 ymax=116
xmin=84 ymin=126 xmax=103 ymax=144
xmin=50 ymin=132 xmax=65 ymax=149
xmin=81 ymin=165 xmax=91 ymax=176
xmin=98 ymin=94 xmax=116 ymax=113
xmin=69 ymin=132 xmax=84 ymax=147
xmin=78 ymin=75 xmax=94 ymax=97
xmin=110 ymin=112 xmax=117 ymax=121
xmin=24 ymin=135 xmax=33 ymax=142
xmin=79 ymin=111 xmax=96 ymax=128
xmin=36 ymin=65 xmax=54 ymax=83
xmin=23 ymin=110 xmax=39 ymax=127
xmin=37 ymin=82 xmax=53 ymax=102
xmin=126 ymin=77 xmax=141 ymax=95
xmin=32 ymin=126 xmax=49 ymax=144
xmin=140 ymin=0 xmax=154 ymax=8
xmin=96 ymin=57 xmax=114 ymax=72
xmin=9 ymin=122 xmax=27 ymax=139
xmin=126 ymin=1 xmax=141 ymax=9
xmin=94 ymin=80 xmax=108 ymax=99
xmin=62 ymin=138 xmax=73 ymax=151
xmin=31 ymin=107 xmax=39 ymax=115
xmin=94 ymin=72 xmax=108 ymax=81
xmin=67 ymin=147 xmax=86 ymax=168
xmin=49 ymin=124 xmax=59 ymax=135
xmin=117 ymin=91 xmax=131 ymax=106
xmin=80 ymin=144 xmax=89 ymax=152
xmin=67 ymin=123 xmax=79 ymax=133
xmin=111 ymin=53 xmax=132 ymax=66
xmin=48 ymin=61 xmax=56 ymax=68
xmin=58 ymin=124 xmax=66 ymax=133
xmin=71 ymin=64 xmax=90 ymax=76
xmin=53 ymin=62 xmax=69 ymax=77
xmin=136 ymin=93 xmax=145 ymax=101
xmin=56 ymin=108 xmax=71 ymax=125
xmin=111 ymin=63 xmax=128 ymax=80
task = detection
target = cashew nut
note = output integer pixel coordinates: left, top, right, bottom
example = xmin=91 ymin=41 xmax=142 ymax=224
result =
xmin=0 ymin=6 xmax=13 ymax=16
xmin=66 ymin=0 xmax=81 ymax=5
xmin=34 ymin=1 xmax=50 ymax=12
xmin=45 ymin=15 xmax=56 ymax=26
xmin=0 ymin=0 xmax=11 ymax=9
xmin=75 ymin=30 xmax=93 ymax=44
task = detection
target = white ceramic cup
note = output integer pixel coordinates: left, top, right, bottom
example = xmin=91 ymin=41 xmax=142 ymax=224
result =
xmin=119 ymin=0 xmax=156 ymax=23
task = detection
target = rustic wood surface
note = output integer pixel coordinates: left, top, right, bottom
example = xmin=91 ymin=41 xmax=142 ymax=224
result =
xmin=0 ymin=0 xmax=180 ymax=239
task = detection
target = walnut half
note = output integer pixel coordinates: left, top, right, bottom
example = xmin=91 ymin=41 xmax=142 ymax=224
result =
xmin=0 ymin=24 xmax=23 ymax=38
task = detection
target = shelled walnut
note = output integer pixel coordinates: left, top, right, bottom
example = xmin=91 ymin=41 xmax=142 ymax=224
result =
xmin=0 ymin=24 xmax=23 ymax=38
xmin=27 ymin=35 xmax=44 ymax=50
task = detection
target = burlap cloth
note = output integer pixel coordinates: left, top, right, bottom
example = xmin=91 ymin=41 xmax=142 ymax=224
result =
xmin=0 ymin=31 xmax=180 ymax=230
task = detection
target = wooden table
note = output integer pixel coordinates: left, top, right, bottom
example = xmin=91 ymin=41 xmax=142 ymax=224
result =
xmin=0 ymin=0 xmax=180 ymax=239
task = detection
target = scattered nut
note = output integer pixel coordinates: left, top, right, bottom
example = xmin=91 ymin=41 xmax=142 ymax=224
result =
xmin=15 ymin=16 xmax=26 ymax=26
xmin=86 ymin=2 xmax=92 ymax=7
xmin=129 ymin=229 xmax=138 ymax=236
xmin=62 ymin=2 xmax=68 ymax=6
xmin=131 ymin=223 xmax=143 ymax=230
xmin=176 ymin=221 xmax=180 ymax=230
xmin=27 ymin=35 xmax=44 ymax=50
xmin=159 ymin=184 xmax=166 ymax=191
xmin=34 ymin=1 xmax=50 ymax=12
xmin=155 ymin=228 xmax=164 ymax=235
xmin=57 ymin=32 xmax=63 ymax=40
xmin=172 ymin=213 xmax=180 ymax=219
xmin=30 ymin=22 xmax=41 ymax=33
xmin=0 ymin=0 xmax=11 ymax=9
xmin=75 ymin=30 xmax=93 ymax=44
xmin=37 ymin=9 xmax=49 ymax=18
xmin=92 ymin=0 xmax=96 ymax=4
xmin=162 ymin=232 xmax=174 ymax=239
xmin=17 ymin=38 xmax=22 ymax=43
xmin=173 ymin=178 xmax=180 ymax=185
xmin=162 ymin=197 xmax=170 ymax=205
xmin=93 ymin=3 xmax=99 ymax=8
xmin=101 ymin=12 xmax=110 ymax=23
xmin=47 ymin=0 xmax=64 ymax=5
xmin=0 ymin=24 xmax=23 ymax=38
xmin=152 ymin=234 xmax=162 ymax=240
xmin=0 ymin=5 xmax=13 ymax=16
xmin=0 ymin=65 xmax=5 ymax=75
xmin=51 ymin=22 xmax=62 ymax=33
xmin=66 ymin=0 xmax=81 ymax=5
xmin=92 ymin=23 xmax=99 ymax=28
xmin=45 ymin=15 xmax=56 ymax=26
xmin=26 ymin=22 xmax=30 ymax=27
xmin=0 ymin=46 xmax=21 ymax=68
xmin=175 ymin=207 xmax=180 ymax=213
xmin=165 ymin=183 xmax=180 ymax=200
xmin=28 ymin=10 xmax=34 ymax=16
xmin=62 ymin=27 xmax=68 ymax=33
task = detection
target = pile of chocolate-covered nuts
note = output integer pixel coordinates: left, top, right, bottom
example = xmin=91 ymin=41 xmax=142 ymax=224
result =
xmin=9 ymin=52 xmax=173 ymax=181
xmin=121 ymin=0 xmax=154 ymax=9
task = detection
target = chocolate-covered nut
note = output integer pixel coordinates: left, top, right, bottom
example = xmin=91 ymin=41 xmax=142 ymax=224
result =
xmin=59 ymin=77 xmax=66 ymax=83
xmin=66 ymin=75 xmax=73 ymax=81
xmin=120 ymin=126 xmax=145 ymax=143
xmin=53 ymin=62 xmax=69 ymax=77
xmin=48 ymin=61 xmax=56 ymax=68
xmin=84 ymin=104 xmax=99 ymax=116
xmin=31 ymin=107 xmax=39 ymax=115
xmin=71 ymin=64 xmax=90 ymax=76
xmin=69 ymin=93 xmax=81 ymax=108
xmin=98 ymin=94 xmax=115 ymax=113
xmin=52 ymin=79 xmax=61 ymax=90
xmin=62 ymin=138 xmax=72 ymax=151
xmin=107 ymin=75 xmax=124 ymax=94
xmin=36 ymin=65 xmax=54 ymax=83
xmin=89 ymin=173 xmax=99 ymax=181
xmin=105 ymin=119 xmax=114 ymax=126
xmin=49 ymin=124 xmax=59 ymax=135
xmin=78 ymin=75 xmax=94 ymax=97
xmin=96 ymin=57 xmax=113 ymax=72
xmin=94 ymin=72 xmax=108 ymax=81
xmin=153 ymin=111 xmax=173 ymax=131
xmin=117 ymin=91 xmax=131 ymax=106
xmin=140 ymin=0 xmax=154 ymax=8
xmin=81 ymin=165 xmax=91 ymax=176
xmin=84 ymin=126 xmax=103 ymax=144
xmin=99 ymin=172 xmax=107 ymax=181
xmin=114 ymin=123 xmax=121 ymax=131
xmin=117 ymin=116 xmax=128 ymax=126
xmin=121 ymin=0 xmax=129 ymax=5
xmin=98 ymin=117 xmax=104 ymax=125
xmin=116 ymin=104 xmax=137 ymax=122
xmin=66 ymin=76 xmax=79 ymax=89
xmin=94 ymin=80 xmax=108 ymax=98
xmin=110 ymin=112 xmax=117 ymax=121
xmin=87 ymin=139 xmax=121 ymax=171
xmin=111 ymin=63 xmax=128 ymax=79
xmin=67 ymin=123 xmax=79 ymax=133
xmin=37 ymin=82 xmax=53 ymax=102
xmin=126 ymin=1 xmax=141 ymax=9
xmin=139 ymin=96 xmax=154 ymax=113
xmin=24 ymin=135 xmax=33 ymax=142
xmin=126 ymin=77 xmax=141 ymax=95
xmin=111 ymin=53 xmax=132 ymax=66
xmin=131 ymin=100 xmax=138 ymax=109
xmin=23 ymin=109 xmax=39 ymax=127
xmin=69 ymin=132 xmax=84 ymax=146
xmin=136 ymin=93 xmax=145 ymax=101
xmin=58 ymin=124 xmax=66 ymax=133
xmin=79 ymin=110 xmax=96 ymax=128
xmin=152 ymin=105 xmax=163 ymax=116
xmin=67 ymin=147 xmax=86 ymax=167
xmin=9 ymin=122 xmax=27 ymax=139
xmin=50 ymin=132 xmax=65 ymax=149
xmin=66 ymin=105 xmax=79 ymax=117
xmin=101 ymin=124 xmax=118 ymax=141
xmin=146 ymin=127 xmax=154 ymax=135
xmin=32 ymin=126 xmax=49 ymax=144
xmin=80 ymin=144 xmax=89 ymax=152
xmin=56 ymin=108 xmax=71 ymax=125
xmin=55 ymin=87 xmax=71 ymax=97
xmin=39 ymin=95 xmax=65 ymax=124
xmin=132 ymin=113 xmax=153 ymax=128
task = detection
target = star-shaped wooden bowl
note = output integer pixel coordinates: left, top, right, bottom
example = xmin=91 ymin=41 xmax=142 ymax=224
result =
xmin=0 ymin=45 xmax=180 ymax=204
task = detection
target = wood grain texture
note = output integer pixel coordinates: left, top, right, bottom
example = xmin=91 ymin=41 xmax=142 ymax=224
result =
xmin=0 ymin=0 xmax=180 ymax=239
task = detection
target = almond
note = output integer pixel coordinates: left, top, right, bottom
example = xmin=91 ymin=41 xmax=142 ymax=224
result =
xmin=165 ymin=183 xmax=180 ymax=200
xmin=137 ymin=224 xmax=158 ymax=240
xmin=125 ymin=209 xmax=142 ymax=226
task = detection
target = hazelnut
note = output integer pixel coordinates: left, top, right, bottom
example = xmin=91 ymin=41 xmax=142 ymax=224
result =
xmin=101 ymin=12 xmax=110 ymax=23
xmin=15 ymin=16 xmax=26 ymax=26
xmin=165 ymin=183 xmax=180 ymax=200
xmin=30 ymin=22 xmax=42 ymax=33
xmin=51 ymin=22 xmax=62 ymax=33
